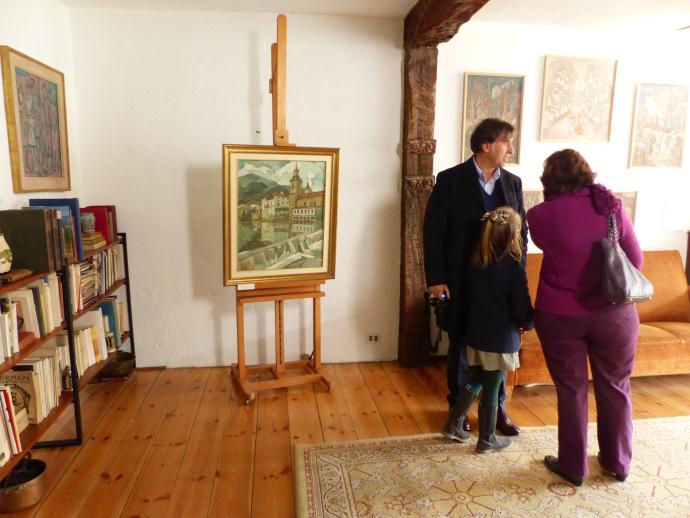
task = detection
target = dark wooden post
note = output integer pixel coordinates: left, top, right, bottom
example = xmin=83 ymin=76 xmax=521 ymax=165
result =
xmin=398 ymin=0 xmax=490 ymax=367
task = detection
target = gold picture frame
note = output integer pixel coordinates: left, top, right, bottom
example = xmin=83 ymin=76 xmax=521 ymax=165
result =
xmin=462 ymin=72 xmax=524 ymax=164
xmin=539 ymin=55 xmax=617 ymax=143
xmin=222 ymin=144 xmax=339 ymax=286
xmin=0 ymin=46 xmax=70 ymax=192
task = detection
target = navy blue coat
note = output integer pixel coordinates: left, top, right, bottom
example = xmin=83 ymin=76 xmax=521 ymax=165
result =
xmin=423 ymin=158 xmax=528 ymax=335
xmin=465 ymin=258 xmax=534 ymax=354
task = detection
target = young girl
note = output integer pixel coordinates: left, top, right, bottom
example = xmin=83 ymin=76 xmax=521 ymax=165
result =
xmin=441 ymin=206 xmax=533 ymax=453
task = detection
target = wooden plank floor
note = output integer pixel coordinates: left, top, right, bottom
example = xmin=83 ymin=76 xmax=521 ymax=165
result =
xmin=3 ymin=362 xmax=689 ymax=518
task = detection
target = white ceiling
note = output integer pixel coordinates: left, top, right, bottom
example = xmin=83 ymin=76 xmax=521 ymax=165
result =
xmin=58 ymin=0 xmax=690 ymax=32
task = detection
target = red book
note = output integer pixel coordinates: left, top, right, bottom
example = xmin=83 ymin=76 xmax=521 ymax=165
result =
xmin=81 ymin=206 xmax=118 ymax=244
xmin=80 ymin=207 xmax=112 ymax=243
xmin=87 ymin=205 xmax=118 ymax=241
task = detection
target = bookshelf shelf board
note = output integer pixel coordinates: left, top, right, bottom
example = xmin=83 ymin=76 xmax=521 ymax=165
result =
xmin=0 ymin=391 xmax=72 ymax=480
xmin=0 ymin=271 xmax=55 ymax=296
xmin=0 ymin=350 xmax=119 ymax=478
xmin=0 ymin=325 xmax=65 ymax=376
xmin=73 ymin=279 xmax=127 ymax=320
xmin=80 ymin=236 xmax=123 ymax=261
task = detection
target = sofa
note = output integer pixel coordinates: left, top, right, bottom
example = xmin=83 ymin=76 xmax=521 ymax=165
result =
xmin=512 ymin=250 xmax=690 ymax=387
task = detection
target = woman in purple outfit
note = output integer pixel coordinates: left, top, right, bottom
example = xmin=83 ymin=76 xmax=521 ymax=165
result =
xmin=527 ymin=149 xmax=642 ymax=486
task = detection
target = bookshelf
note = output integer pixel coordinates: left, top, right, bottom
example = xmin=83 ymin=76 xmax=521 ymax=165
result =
xmin=0 ymin=232 xmax=136 ymax=479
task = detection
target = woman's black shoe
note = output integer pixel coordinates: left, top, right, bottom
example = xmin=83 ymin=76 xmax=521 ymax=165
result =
xmin=597 ymin=452 xmax=628 ymax=482
xmin=544 ymin=455 xmax=583 ymax=486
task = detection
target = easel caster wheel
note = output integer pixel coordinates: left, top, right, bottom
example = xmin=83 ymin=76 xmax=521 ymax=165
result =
xmin=244 ymin=399 xmax=251 ymax=405
xmin=327 ymin=386 xmax=333 ymax=393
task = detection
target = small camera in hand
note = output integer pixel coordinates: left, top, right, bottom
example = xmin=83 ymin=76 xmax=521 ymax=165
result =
xmin=427 ymin=291 xmax=449 ymax=328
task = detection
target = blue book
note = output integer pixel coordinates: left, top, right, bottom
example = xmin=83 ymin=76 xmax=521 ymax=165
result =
xmin=97 ymin=299 xmax=121 ymax=349
xmin=29 ymin=198 xmax=83 ymax=261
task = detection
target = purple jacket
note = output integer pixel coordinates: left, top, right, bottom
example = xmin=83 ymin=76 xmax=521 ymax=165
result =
xmin=526 ymin=185 xmax=643 ymax=315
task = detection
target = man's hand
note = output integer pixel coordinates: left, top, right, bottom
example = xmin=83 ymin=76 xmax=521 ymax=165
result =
xmin=427 ymin=284 xmax=450 ymax=300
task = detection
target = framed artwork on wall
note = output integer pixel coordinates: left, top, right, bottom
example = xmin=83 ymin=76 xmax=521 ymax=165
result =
xmin=523 ymin=190 xmax=638 ymax=223
xmin=0 ymin=46 xmax=70 ymax=192
xmin=539 ymin=55 xmax=617 ymax=143
xmin=629 ymin=83 xmax=689 ymax=168
xmin=523 ymin=190 xmax=543 ymax=213
xmin=222 ymin=144 xmax=339 ymax=286
xmin=462 ymin=72 xmax=524 ymax=164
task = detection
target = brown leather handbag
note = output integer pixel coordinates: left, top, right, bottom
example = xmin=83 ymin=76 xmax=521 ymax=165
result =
xmin=600 ymin=214 xmax=653 ymax=304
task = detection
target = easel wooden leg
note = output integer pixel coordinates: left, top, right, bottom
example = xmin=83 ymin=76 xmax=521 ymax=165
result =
xmin=231 ymin=282 xmax=333 ymax=401
xmin=312 ymin=295 xmax=332 ymax=392
xmin=275 ymin=300 xmax=285 ymax=376
xmin=232 ymin=300 xmax=256 ymax=404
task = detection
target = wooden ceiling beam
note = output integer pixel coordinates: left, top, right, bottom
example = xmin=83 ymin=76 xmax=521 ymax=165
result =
xmin=404 ymin=0 xmax=490 ymax=48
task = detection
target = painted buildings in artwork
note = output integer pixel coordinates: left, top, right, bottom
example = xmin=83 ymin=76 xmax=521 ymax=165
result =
xmin=260 ymin=191 xmax=290 ymax=221
xmin=288 ymin=163 xmax=324 ymax=223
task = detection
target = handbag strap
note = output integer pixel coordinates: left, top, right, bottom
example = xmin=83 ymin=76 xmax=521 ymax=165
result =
xmin=607 ymin=213 xmax=619 ymax=243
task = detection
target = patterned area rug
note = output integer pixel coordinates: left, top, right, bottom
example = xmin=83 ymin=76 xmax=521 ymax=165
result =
xmin=294 ymin=417 xmax=690 ymax=517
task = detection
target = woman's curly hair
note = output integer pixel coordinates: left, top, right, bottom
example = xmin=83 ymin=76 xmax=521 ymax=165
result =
xmin=541 ymin=149 xmax=597 ymax=197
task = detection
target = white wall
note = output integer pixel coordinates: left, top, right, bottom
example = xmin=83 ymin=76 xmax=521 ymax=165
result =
xmin=0 ymin=0 xmax=82 ymax=205
xmin=436 ymin=21 xmax=690 ymax=257
xmin=68 ymin=10 xmax=403 ymax=367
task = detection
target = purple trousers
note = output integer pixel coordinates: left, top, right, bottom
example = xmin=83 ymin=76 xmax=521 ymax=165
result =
xmin=534 ymin=304 xmax=639 ymax=478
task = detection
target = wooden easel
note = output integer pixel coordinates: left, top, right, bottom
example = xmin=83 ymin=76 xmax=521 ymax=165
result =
xmin=231 ymin=15 xmax=333 ymax=403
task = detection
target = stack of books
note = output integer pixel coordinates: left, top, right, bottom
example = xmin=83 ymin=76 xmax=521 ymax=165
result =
xmin=81 ymin=231 xmax=106 ymax=252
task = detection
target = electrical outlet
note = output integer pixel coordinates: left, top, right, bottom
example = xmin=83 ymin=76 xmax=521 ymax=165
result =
xmin=367 ymin=333 xmax=381 ymax=344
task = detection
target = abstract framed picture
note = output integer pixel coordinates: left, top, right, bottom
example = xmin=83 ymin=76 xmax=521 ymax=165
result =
xmin=539 ymin=55 xmax=617 ymax=142
xmin=617 ymin=192 xmax=638 ymax=223
xmin=629 ymin=83 xmax=689 ymax=168
xmin=222 ymin=144 xmax=339 ymax=286
xmin=523 ymin=190 xmax=637 ymax=223
xmin=0 ymin=46 xmax=70 ymax=192
xmin=462 ymin=73 xmax=524 ymax=164
xmin=522 ymin=190 xmax=544 ymax=213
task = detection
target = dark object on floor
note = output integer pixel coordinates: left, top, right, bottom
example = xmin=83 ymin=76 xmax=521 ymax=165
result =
xmin=100 ymin=351 xmax=134 ymax=379
xmin=0 ymin=456 xmax=47 ymax=511
xmin=544 ymin=455 xmax=583 ymax=486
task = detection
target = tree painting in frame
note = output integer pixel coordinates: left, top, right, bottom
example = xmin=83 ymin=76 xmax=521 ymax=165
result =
xmin=540 ymin=55 xmax=616 ymax=142
xmin=0 ymin=46 xmax=70 ymax=192
xmin=462 ymin=73 xmax=524 ymax=164
xmin=222 ymin=145 xmax=339 ymax=285
xmin=629 ymin=83 xmax=689 ymax=168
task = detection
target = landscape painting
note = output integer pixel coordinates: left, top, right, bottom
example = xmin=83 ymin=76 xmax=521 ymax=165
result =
xmin=0 ymin=46 xmax=70 ymax=192
xmin=222 ymin=145 xmax=339 ymax=285
xmin=629 ymin=83 xmax=689 ymax=168
xmin=462 ymin=73 xmax=524 ymax=164
xmin=540 ymin=55 xmax=617 ymax=142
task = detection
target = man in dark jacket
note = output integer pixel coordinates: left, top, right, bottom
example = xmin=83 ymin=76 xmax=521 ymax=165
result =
xmin=423 ymin=118 xmax=527 ymax=435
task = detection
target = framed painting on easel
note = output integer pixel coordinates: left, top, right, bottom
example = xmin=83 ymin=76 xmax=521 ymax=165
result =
xmin=0 ymin=46 xmax=70 ymax=192
xmin=462 ymin=72 xmax=524 ymax=164
xmin=222 ymin=144 xmax=339 ymax=286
